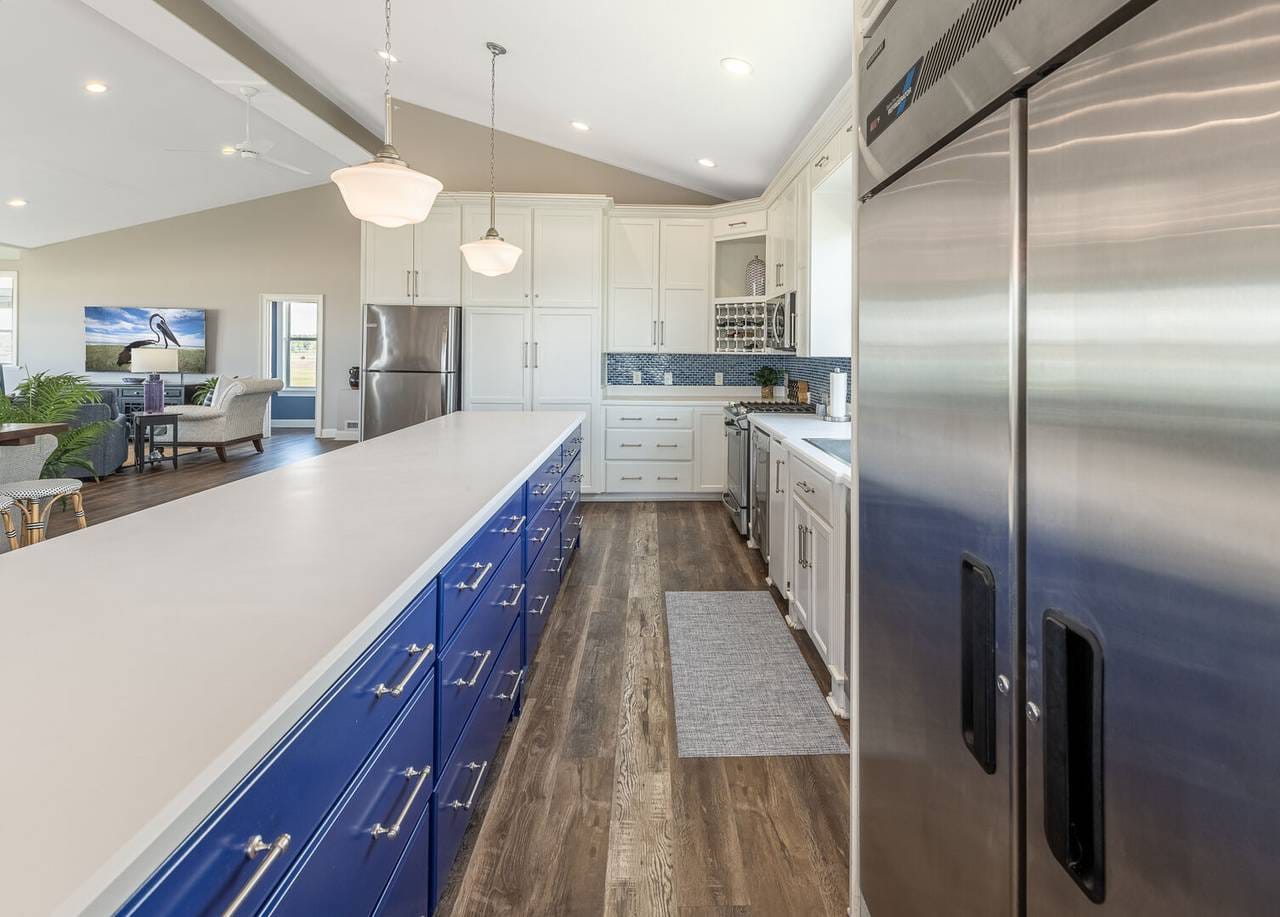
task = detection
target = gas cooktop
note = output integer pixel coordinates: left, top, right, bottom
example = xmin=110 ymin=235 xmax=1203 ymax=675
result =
xmin=726 ymin=400 xmax=816 ymax=416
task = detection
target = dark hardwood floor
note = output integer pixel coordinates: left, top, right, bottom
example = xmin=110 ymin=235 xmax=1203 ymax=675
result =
xmin=31 ymin=429 xmax=349 ymax=542
xmin=439 ymin=500 xmax=851 ymax=917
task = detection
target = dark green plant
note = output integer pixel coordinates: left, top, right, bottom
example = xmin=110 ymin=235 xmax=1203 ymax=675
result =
xmin=0 ymin=372 xmax=111 ymax=477
xmin=750 ymin=366 xmax=784 ymax=388
xmin=191 ymin=376 xmax=219 ymax=405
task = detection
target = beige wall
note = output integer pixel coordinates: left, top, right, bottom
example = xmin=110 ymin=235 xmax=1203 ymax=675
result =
xmin=1 ymin=184 xmax=362 ymax=432
xmin=2 ymin=101 xmax=716 ymax=435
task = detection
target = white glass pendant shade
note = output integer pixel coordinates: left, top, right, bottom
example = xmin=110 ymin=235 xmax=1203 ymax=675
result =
xmin=332 ymin=151 xmax=441 ymax=228
xmin=461 ymin=232 xmax=523 ymax=276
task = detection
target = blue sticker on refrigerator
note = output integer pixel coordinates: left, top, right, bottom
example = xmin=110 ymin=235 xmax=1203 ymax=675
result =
xmin=866 ymin=57 xmax=924 ymax=145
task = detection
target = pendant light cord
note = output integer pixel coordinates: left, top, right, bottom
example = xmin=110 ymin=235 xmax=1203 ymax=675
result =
xmin=383 ymin=0 xmax=393 ymax=146
xmin=488 ymin=45 xmax=498 ymax=230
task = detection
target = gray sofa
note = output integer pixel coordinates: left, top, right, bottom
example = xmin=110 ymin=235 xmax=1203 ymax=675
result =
xmin=67 ymin=390 xmax=129 ymax=479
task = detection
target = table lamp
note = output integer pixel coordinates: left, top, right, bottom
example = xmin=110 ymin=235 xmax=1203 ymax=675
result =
xmin=131 ymin=347 xmax=180 ymax=413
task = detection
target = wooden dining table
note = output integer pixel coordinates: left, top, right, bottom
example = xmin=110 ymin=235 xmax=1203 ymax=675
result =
xmin=0 ymin=422 xmax=69 ymax=446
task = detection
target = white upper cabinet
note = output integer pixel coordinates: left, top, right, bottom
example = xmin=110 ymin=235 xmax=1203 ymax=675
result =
xmin=413 ymin=205 xmax=462 ymax=304
xmin=533 ymin=209 xmax=602 ymax=308
xmin=766 ymin=178 xmax=799 ymax=294
xmin=462 ymin=205 xmax=533 ymax=307
xmin=531 ymin=309 xmax=599 ymax=403
xmin=463 ymin=307 xmax=531 ymax=411
xmin=608 ymin=217 xmax=660 ymax=352
xmin=363 ymin=223 xmax=415 ymax=304
xmin=659 ymin=219 xmax=711 ymax=352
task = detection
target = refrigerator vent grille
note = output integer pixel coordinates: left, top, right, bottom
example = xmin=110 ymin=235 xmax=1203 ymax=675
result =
xmin=915 ymin=0 xmax=1026 ymax=100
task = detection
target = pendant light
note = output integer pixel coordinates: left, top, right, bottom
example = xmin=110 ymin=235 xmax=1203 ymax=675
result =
xmin=331 ymin=0 xmax=442 ymax=228
xmin=461 ymin=43 xmax=523 ymax=277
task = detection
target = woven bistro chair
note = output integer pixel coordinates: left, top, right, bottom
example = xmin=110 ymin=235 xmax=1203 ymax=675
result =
xmin=0 ymin=434 xmax=89 ymax=546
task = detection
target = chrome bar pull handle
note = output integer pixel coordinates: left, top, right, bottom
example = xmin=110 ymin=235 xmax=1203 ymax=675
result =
xmin=656 ymin=416 xmax=679 ymax=421
xmin=531 ymin=594 xmax=551 ymax=615
xmin=564 ymin=490 xmax=578 ymax=502
xmin=522 ymin=342 xmax=528 ymax=368
xmin=221 ymin=833 xmax=291 ymax=917
xmin=550 ymin=555 xmax=565 ymax=574
xmin=450 ymin=649 xmax=493 ymax=687
xmin=550 ymin=499 xmax=568 ymax=513
xmin=448 ymin=760 xmax=489 ymax=810
xmin=374 ymin=642 xmax=435 ymax=697
xmin=620 ymin=416 xmax=643 ymax=421
xmin=531 ymin=526 xmax=551 ymax=544
xmin=573 ymin=515 xmax=584 ymax=526
xmin=728 ymin=220 xmax=747 ymax=228
xmin=370 ymin=765 xmax=432 ymax=839
xmin=458 ymin=561 xmax=493 ymax=591
xmin=797 ymin=480 xmax=815 ymax=494
xmin=564 ymin=536 xmax=578 ymax=551
xmin=498 ymin=582 xmax=526 ymax=607
xmin=405 ymin=270 xmax=411 ymax=297
xmin=496 ymin=668 xmax=525 ymax=701
xmin=775 ymin=459 xmax=784 ymax=493
xmin=500 ymin=515 xmax=526 ymax=535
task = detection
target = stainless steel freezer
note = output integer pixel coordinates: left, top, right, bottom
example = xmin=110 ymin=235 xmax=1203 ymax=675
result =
xmin=1024 ymin=0 xmax=1280 ymax=913
xmin=361 ymin=303 xmax=461 ymax=439
xmin=859 ymin=105 xmax=1018 ymax=917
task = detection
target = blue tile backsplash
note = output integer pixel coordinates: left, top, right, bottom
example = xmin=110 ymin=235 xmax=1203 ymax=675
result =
xmin=606 ymin=353 xmax=853 ymax=404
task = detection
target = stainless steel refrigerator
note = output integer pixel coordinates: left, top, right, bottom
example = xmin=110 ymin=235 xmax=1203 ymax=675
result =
xmin=858 ymin=1 xmax=1280 ymax=915
xmin=361 ymin=304 xmax=462 ymax=440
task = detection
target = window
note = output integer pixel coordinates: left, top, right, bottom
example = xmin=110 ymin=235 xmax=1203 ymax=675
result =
xmin=280 ymin=300 xmax=317 ymax=391
xmin=0 ymin=271 xmax=16 ymax=364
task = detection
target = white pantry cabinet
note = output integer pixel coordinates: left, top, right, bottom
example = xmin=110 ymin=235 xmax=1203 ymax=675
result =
xmin=461 ymin=205 xmax=534 ymax=306
xmin=533 ymin=209 xmax=602 ymax=308
xmin=363 ymin=205 xmax=461 ymax=305
xmin=530 ymin=310 xmax=599 ymax=403
xmin=463 ymin=307 xmax=531 ymax=411
xmin=607 ymin=217 xmax=711 ymax=352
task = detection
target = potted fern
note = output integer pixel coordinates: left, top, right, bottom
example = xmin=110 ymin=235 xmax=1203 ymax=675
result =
xmin=0 ymin=372 xmax=112 ymax=477
xmin=750 ymin=366 xmax=785 ymax=401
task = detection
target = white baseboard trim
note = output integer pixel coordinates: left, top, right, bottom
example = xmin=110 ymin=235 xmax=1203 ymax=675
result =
xmin=826 ymin=692 xmax=850 ymax=721
xmin=334 ymin=430 xmax=359 ymax=441
xmin=318 ymin=428 xmax=338 ymax=439
xmin=582 ymin=493 xmax=720 ymax=503
xmin=784 ymin=613 xmax=802 ymax=630
xmin=271 ymin=419 xmax=315 ymax=429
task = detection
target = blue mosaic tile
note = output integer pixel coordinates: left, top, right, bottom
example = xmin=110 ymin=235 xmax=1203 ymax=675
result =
xmin=605 ymin=352 xmax=852 ymax=405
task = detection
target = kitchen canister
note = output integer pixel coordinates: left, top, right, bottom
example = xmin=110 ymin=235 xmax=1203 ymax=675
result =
xmin=747 ymin=255 xmax=766 ymax=296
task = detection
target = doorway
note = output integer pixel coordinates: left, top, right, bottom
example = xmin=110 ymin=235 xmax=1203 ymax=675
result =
xmin=259 ymin=294 xmax=324 ymax=437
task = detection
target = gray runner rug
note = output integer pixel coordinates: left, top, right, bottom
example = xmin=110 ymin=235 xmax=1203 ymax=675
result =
xmin=665 ymin=591 xmax=849 ymax=757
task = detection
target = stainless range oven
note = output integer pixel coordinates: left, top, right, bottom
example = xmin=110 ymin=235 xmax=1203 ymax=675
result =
xmin=723 ymin=400 xmax=815 ymax=538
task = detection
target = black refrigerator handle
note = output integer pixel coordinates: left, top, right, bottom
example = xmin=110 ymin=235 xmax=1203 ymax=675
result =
xmin=1043 ymin=611 xmax=1106 ymax=903
xmin=960 ymin=556 xmax=998 ymax=775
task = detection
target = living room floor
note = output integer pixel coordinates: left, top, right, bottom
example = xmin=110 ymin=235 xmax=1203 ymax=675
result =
xmin=37 ymin=429 xmax=349 ymax=541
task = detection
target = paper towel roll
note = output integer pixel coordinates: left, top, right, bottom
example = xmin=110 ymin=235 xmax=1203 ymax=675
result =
xmin=828 ymin=371 xmax=848 ymax=417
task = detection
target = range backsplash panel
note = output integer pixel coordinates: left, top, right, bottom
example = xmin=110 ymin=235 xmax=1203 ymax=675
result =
xmin=605 ymin=353 xmax=853 ymax=404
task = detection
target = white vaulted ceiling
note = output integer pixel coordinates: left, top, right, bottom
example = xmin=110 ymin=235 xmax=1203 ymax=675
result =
xmin=200 ymin=0 xmax=855 ymax=201
xmin=0 ymin=0 xmax=364 ymax=249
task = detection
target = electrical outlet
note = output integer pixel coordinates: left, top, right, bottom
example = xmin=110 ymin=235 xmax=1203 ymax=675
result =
xmin=715 ymin=372 xmax=724 ymax=385
xmin=663 ymin=371 xmax=673 ymax=385
xmin=631 ymin=370 xmax=642 ymax=384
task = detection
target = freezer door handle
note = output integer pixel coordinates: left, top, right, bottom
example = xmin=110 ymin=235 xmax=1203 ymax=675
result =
xmin=960 ymin=556 xmax=998 ymax=775
xmin=1042 ymin=611 xmax=1106 ymax=904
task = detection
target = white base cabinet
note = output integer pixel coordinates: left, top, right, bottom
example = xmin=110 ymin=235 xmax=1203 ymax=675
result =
xmin=767 ymin=438 xmax=790 ymax=591
xmin=601 ymin=400 xmax=728 ymax=498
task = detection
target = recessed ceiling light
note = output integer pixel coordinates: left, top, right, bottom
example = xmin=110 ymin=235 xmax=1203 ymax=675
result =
xmin=377 ymin=50 xmax=399 ymax=63
xmin=84 ymin=81 xmax=109 ymax=94
xmin=698 ymin=158 xmax=717 ymax=168
xmin=6 ymin=199 xmax=28 ymax=208
xmin=720 ymin=58 xmax=753 ymax=77
xmin=570 ymin=120 xmax=590 ymax=132
xmin=221 ymin=146 xmax=237 ymax=156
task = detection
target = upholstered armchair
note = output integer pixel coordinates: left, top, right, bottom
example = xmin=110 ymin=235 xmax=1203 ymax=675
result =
xmin=164 ymin=377 xmax=284 ymax=461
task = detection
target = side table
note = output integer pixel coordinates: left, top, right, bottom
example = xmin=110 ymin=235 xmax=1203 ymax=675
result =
xmin=133 ymin=412 xmax=180 ymax=472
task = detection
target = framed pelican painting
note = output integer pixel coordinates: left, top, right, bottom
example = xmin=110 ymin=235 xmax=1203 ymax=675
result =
xmin=84 ymin=307 xmax=207 ymax=372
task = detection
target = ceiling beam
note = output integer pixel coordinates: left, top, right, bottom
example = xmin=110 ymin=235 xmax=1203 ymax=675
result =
xmin=150 ymin=0 xmax=382 ymax=155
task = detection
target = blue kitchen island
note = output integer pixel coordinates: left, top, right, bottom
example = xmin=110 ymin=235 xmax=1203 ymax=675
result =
xmin=0 ymin=411 xmax=584 ymax=916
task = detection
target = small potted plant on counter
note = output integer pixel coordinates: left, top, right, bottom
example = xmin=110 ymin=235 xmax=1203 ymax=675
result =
xmin=750 ymin=366 xmax=784 ymax=401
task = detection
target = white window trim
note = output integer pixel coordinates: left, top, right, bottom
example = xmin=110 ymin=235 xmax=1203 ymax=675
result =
xmin=259 ymin=294 xmax=324 ymax=438
xmin=0 ymin=270 xmax=18 ymax=365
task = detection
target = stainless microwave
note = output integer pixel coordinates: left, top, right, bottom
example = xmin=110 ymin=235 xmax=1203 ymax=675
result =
xmin=766 ymin=292 xmax=797 ymax=352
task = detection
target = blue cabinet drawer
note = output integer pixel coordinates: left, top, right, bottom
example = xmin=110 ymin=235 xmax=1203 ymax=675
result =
xmin=437 ymin=543 xmax=522 ymax=764
xmin=262 ymin=675 xmax=436 ymax=916
xmin=561 ymin=425 xmax=583 ymax=468
xmin=525 ymin=518 xmax=563 ymax=664
xmin=561 ymin=454 xmax=582 ymax=505
xmin=120 ymin=584 xmax=438 ymax=917
xmin=432 ymin=622 xmax=522 ymax=910
xmin=440 ymin=488 xmax=523 ymax=646
xmin=562 ymin=497 xmax=582 ymax=560
xmin=523 ymin=479 xmax=562 ymax=572
xmin=526 ymin=451 xmax=564 ymax=518
xmin=370 ymin=800 xmax=432 ymax=917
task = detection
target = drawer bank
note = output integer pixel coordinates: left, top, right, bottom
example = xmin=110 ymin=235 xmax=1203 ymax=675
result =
xmin=120 ymin=420 xmax=583 ymax=917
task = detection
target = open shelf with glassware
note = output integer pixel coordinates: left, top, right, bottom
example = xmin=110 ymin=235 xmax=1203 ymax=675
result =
xmin=714 ymin=297 xmax=769 ymax=353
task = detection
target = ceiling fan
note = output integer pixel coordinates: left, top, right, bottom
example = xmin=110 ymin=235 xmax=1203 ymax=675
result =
xmin=165 ymin=86 xmax=310 ymax=175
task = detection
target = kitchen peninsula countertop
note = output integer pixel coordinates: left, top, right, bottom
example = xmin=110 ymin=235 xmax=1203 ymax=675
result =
xmin=0 ymin=411 xmax=582 ymax=917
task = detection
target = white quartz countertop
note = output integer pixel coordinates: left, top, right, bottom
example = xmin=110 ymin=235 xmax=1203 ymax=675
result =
xmin=748 ymin=413 xmax=853 ymax=485
xmin=0 ymin=411 xmax=582 ymax=917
